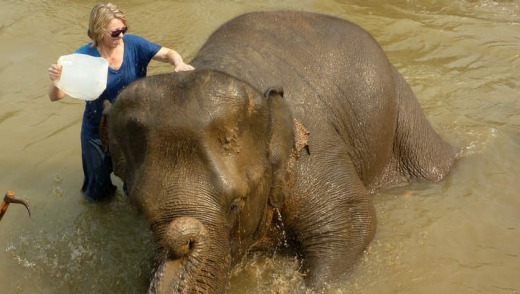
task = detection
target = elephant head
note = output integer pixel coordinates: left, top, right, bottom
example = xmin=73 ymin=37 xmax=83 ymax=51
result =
xmin=107 ymin=69 xmax=299 ymax=293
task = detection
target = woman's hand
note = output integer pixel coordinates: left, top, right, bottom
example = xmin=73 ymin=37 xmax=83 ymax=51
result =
xmin=174 ymin=62 xmax=195 ymax=72
xmin=48 ymin=64 xmax=63 ymax=81
xmin=48 ymin=63 xmax=65 ymax=101
xmin=153 ymin=47 xmax=195 ymax=72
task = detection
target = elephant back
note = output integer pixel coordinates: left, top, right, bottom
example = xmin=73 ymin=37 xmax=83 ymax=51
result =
xmin=191 ymin=10 xmax=399 ymax=186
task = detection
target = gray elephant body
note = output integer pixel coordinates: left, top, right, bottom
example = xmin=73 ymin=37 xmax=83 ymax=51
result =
xmin=107 ymin=10 xmax=455 ymax=293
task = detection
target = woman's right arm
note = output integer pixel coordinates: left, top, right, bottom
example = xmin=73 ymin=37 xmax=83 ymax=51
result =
xmin=48 ymin=64 xmax=65 ymax=101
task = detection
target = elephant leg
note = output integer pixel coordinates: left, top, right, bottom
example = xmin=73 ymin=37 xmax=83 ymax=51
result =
xmin=284 ymin=151 xmax=376 ymax=288
xmin=391 ymin=67 xmax=455 ymax=182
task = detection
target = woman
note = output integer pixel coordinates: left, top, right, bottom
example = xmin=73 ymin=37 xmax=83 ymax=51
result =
xmin=47 ymin=2 xmax=194 ymax=201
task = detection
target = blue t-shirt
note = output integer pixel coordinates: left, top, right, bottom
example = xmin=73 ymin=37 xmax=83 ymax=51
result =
xmin=75 ymin=34 xmax=161 ymax=129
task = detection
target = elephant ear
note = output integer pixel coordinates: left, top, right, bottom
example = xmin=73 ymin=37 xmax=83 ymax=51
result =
xmin=99 ymin=100 xmax=112 ymax=153
xmin=101 ymin=100 xmax=128 ymax=186
xmin=265 ymin=86 xmax=295 ymax=209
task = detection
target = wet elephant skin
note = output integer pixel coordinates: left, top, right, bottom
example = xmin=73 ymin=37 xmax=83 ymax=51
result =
xmin=106 ymin=10 xmax=455 ymax=293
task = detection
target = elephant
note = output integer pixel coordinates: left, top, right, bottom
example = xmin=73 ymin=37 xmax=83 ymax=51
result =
xmin=104 ymin=10 xmax=455 ymax=293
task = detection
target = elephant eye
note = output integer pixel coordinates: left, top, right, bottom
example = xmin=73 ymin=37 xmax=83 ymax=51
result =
xmin=227 ymin=197 xmax=244 ymax=216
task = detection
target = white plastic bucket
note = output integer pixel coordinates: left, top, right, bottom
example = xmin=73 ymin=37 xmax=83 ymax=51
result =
xmin=54 ymin=53 xmax=108 ymax=101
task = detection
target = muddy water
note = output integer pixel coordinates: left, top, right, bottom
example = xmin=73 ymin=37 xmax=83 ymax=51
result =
xmin=1 ymin=0 xmax=519 ymax=293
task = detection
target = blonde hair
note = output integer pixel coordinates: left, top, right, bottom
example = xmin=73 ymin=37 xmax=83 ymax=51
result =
xmin=87 ymin=2 xmax=128 ymax=48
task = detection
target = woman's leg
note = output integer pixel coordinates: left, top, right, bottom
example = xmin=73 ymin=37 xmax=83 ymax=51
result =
xmin=80 ymin=125 xmax=116 ymax=201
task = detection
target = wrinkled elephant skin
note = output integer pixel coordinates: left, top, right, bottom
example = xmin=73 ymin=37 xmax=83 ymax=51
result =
xmin=106 ymin=10 xmax=455 ymax=293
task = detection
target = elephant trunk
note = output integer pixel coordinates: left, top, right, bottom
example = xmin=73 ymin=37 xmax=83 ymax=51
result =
xmin=148 ymin=216 xmax=230 ymax=294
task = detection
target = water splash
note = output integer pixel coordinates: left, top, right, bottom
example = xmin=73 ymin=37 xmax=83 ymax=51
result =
xmin=4 ymin=194 xmax=154 ymax=293
xmin=228 ymin=252 xmax=308 ymax=294
xmin=273 ymin=208 xmax=289 ymax=252
xmin=456 ymin=126 xmax=498 ymax=158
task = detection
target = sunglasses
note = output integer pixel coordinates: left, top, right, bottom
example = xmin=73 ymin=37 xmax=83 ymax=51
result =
xmin=107 ymin=26 xmax=127 ymax=38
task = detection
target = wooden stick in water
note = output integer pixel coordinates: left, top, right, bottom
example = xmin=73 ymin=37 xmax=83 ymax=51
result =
xmin=0 ymin=191 xmax=31 ymax=222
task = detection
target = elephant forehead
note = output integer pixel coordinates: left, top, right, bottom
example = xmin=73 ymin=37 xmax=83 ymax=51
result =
xmin=190 ymin=81 xmax=262 ymax=120
xmin=157 ymin=86 xmax=268 ymax=137
xmin=116 ymin=70 xmax=268 ymax=129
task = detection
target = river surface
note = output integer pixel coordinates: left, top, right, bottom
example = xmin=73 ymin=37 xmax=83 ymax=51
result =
xmin=0 ymin=0 xmax=519 ymax=293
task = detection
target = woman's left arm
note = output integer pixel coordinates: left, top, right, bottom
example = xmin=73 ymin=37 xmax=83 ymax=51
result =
xmin=153 ymin=47 xmax=195 ymax=72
